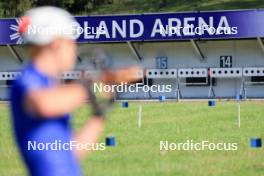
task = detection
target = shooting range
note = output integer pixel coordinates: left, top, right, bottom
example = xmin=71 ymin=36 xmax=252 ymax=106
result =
xmin=1 ymin=8 xmax=264 ymax=176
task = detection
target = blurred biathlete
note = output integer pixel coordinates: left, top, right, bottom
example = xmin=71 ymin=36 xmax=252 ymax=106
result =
xmin=10 ymin=6 xmax=140 ymax=176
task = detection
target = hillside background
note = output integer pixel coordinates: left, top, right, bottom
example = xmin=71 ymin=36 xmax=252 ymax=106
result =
xmin=0 ymin=0 xmax=264 ymax=17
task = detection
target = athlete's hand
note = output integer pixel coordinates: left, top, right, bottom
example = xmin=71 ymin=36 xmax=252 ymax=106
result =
xmin=82 ymin=66 xmax=142 ymax=118
xmin=81 ymin=76 xmax=113 ymax=118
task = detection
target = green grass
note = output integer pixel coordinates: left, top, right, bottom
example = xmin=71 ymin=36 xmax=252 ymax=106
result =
xmin=1 ymin=101 xmax=264 ymax=175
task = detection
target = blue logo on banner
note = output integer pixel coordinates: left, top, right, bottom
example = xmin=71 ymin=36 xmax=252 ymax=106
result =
xmin=9 ymin=18 xmax=24 ymax=44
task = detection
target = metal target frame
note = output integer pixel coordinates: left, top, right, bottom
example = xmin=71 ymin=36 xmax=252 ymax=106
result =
xmin=208 ymin=67 xmax=243 ymax=98
xmin=1 ymin=67 xmax=264 ymax=100
xmin=177 ymin=68 xmax=208 ymax=100
xmin=146 ymin=69 xmax=177 ymax=100
xmin=241 ymin=67 xmax=264 ymax=99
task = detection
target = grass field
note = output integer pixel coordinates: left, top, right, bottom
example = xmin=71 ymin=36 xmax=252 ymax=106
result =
xmin=1 ymin=101 xmax=264 ymax=176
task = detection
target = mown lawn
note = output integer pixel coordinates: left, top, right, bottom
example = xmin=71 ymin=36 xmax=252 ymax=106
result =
xmin=0 ymin=101 xmax=264 ymax=176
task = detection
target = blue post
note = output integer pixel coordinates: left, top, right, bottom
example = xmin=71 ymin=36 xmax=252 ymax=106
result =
xmin=250 ymin=138 xmax=262 ymax=148
xmin=208 ymin=100 xmax=216 ymax=107
xmin=159 ymin=95 xmax=166 ymax=101
xmin=122 ymin=101 xmax=128 ymax=108
xmin=236 ymin=94 xmax=242 ymax=101
xmin=106 ymin=136 xmax=116 ymax=147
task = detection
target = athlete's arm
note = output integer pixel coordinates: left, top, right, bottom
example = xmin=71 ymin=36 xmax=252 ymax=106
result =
xmin=72 ymin=117 xmax=105 ymax=160
xmin=26 ymin=83 xmax=86 ymax=117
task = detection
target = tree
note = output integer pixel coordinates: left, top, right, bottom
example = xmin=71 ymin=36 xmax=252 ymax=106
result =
xmin=0 ymin=0 xmax=34 ymax=17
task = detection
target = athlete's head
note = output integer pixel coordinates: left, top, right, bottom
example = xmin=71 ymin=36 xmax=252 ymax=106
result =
xmin=19 ymin=6 xmax=80 ymax=72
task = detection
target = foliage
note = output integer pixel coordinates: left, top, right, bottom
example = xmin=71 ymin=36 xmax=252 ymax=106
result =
xmin=0 ymin=0 xmax=264 ymax=17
